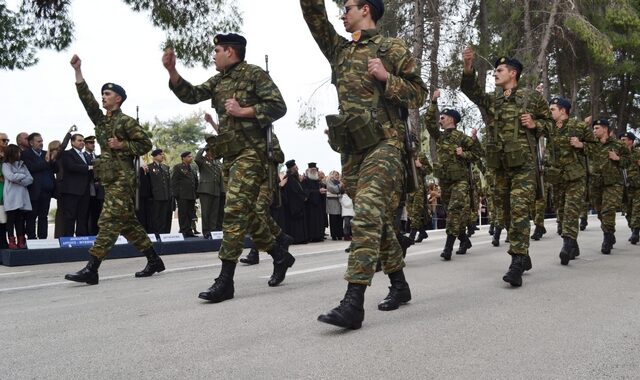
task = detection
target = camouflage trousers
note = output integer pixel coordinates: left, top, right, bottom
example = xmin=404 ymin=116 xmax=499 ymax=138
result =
xmin=495 ymin=164 xmax=536 ymax=255
xmin=89 ymin=179 xmax=152 ymax=260
xmin=590 ymin=181 xmax=623 ymax=234
xmin=580 ymin=178 xmax=591 ymax=219
xmin=440 ymin=180 xmax=470 ymax=237
xmin=218 ymin=149 xmax=274 ymax=262
xmin=554 ymin=179 xmax=585 ymax=240
xmin=625 ymin=187 xmax=640 ymax=229
xmin=341 ymin=142 xmax=405 ymax=285
xmin=247 ymin=176 xmax=282 ymax=252
xmin=530 ymin=190 xmax=546 ymax=227
xmin=407 ymin=181 xmax=428 ymax=228
xmin=485 ymin=169 xmax=502 ymax=228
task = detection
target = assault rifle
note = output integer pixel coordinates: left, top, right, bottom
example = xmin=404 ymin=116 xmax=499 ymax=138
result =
xmin=134 ymin=105 xmax=141 ymax=211
xmin=264 ymin=55 xmax=282 ymax=207
xmin=402 ymin=107 xmax=419 ymax=193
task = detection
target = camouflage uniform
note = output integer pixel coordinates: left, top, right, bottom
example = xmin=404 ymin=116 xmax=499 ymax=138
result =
xmin=407 ymin=158 xmax=431 ymax=232
xmin=589 ymin=136 xmax=628 ymax=237
xmin=425 ymin=104 xmax=482 ymax=239
xmin=302 ymin=0 xmax=427 ymax=284
xmin=76 ymin=81 xmax=153 ymax=260
xmin=461 ymin=72 xmax=552 ymax=258
xmin=170 ymin=61 xmax=286 ymax=262
xmin=625 ymin=148 xmax=640 ymax=232
xmin=544 ymin=118 xmax=595 ymax=241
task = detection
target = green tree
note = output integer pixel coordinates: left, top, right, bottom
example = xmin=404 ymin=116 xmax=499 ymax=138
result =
xmin=149 ymin=111 xmax=209 ymax=167
xmin=0 ymin=0 xmax=241 ymax=69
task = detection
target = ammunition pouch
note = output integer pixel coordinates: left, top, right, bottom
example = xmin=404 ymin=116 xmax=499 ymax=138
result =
xmin=545 ymin=166 xmax=562 ymax=185
xmin=213 ymin=131 xmax=245 ymax=159
xmin=502 ymin=141 xmax=525 ymax=168
xmin=628 ymin=175 xmax=640 ymax=189
xmin=602 ymin=167 xmax=622 ymax=186
xmin=434 ymin=162 xmax=467 ymax=182
xmin=326 ymin=114 xmax=350 ymax=153
xmin=326 ymin=111 xmax=384 ymax=153
xmin=93 ymin=157 xmax=131 ymax=186
xmin=484 ymin=142 xmax=502 ymax=169
xmin=564 ymin=162 xmax=585 ymax=182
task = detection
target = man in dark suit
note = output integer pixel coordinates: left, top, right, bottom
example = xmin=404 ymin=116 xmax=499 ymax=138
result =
xmin=195 ymin=144 xmax=223 ymax=238
xmin=21 ymin=132 xmax=56 ymax=239
xmin=83 ymin=135 xmax=104 ymax=235
xmin=149 ymin=149 xmax=172 ymax=234
xmin=60 ymin=133 xmax=91 ymax=236
xmin=171 ymin=151 xmax=198 ymax=237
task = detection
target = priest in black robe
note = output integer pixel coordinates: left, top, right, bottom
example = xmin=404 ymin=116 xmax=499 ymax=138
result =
xmin=282 ymin=160 xmax=308 ymax=244
xmin=302 ymin=162 xmax=326 ymax=242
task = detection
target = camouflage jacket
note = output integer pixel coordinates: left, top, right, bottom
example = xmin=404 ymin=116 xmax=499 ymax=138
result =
xmin=589 ymin=136 xmax=629 ymax=185
xmin=76 ymin=81 xmax=152 ymax=163
xmin=169 ymin=61 xmax=286 ymax=159
xmin=425 ymin=103 xmax=482 ymax=181
xmin=301 ymin=0 xmax=427 ymax=149
xmin=544 ymin=118 xmax=595 ymax=167
xmin=460 ymin=71 xmax=552 ymax=165
xmin=626 ymin=147 xmax=640 ymax=187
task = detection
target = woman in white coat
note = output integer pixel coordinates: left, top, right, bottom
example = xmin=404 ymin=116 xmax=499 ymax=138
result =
xmin=2 ymin=144 xmax=33 ymax=249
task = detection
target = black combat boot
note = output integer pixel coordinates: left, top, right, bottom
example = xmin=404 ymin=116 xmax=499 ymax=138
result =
xmin=415 ymin=229 xmax=428 ymax=243
xmin=559 ymin=237 xmax=573 ymax=265
xmin=198 ymin=260 xmax=236 ymax=302
xmin=492 ymin=227 xmax=502 ymax=247
xmin=579 ymin=217 xmax=588 ymax=231
xmin=65 ymin=255 xmax=101 ymax=285
xmin=467 ymin=223 xmax=478 ymax=237
xmin=378 ymin=270 xmax=411 ymax=311
xmin=572 ymin=240 xmax=580 ymax=259
xmin=630 ymin=228 xmax=639 ymax=245
xmin=456 ymin=233 xmax=472 ymax=255
xmin=557 ymin=224 xmax=562 ymax=236
xmin=488 ymin=222 xmax=495 ymax=236
xmin=317 ymin=282 xmax=366 ymax=329
xmin=523 ymin=254 xmax=533 ymax=272
xmin=441 ymin=234 xmax=456 ymax=261
xmin=276 ymin=232 xmax=294 ymax=253
xmin=601 ymin=232 xmax=613 ymax=255
xmin=135 ymin=247 xmax=166 ymax=277
xmin=267 ymin=243 xmax=295 ymax=286
xmin=502 ymin=254 xmax=524 ymax=287
xmin=397 ymin=232 xmax=414 ymax=258
xmin=239 ymin=248 xmax=260 ymax=265
xmin=531 ymin=225 xmax=546 ymax=241
xmin=408 ymin=228 xmax=418 ymax=242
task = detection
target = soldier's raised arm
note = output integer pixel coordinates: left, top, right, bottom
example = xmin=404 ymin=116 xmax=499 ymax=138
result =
xmin=460 ymin=47 xmax=493 ymax=118
xmin=424 ymin=90 xmax=441 ymax=140
xmin=300 ymin=0 xmax=346 ymax=63
xmin=71 ymin=54 xmax=104 ymax=126
xmin=163 ymin=47 xmax=215 ymax=105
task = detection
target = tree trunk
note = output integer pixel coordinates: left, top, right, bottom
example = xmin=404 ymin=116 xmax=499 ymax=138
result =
xmin=410 ymin=0 xmax=425 ymax=148
xmin=427 ymin=0 xmax=440 ymax=162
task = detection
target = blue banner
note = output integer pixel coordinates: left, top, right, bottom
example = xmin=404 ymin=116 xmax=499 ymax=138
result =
xmin=58 ymin=236 xmax=96 ymax=248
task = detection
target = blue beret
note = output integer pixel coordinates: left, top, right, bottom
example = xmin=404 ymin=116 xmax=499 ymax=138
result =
xmin=151 ymin=149 xmax=163 ymax=157
xmin=441 ymin=108 xmax=461 ymax=124
xmin=592 ymin=118 xmax=610 ymax=128
xmin=214 ymin=33 xmax=247 ymax=47
xmin=621 ymin=132 xmax=636 ymax=141
xmin=101 ymin=83 xmax=127 ymax=102
xmin=364 ymin=0 xmax=384 ymax=17
xmin=549 ymin=97 xmax=571 ymax=112
xmin=180 ymin=151 xmax=191 ymax=158
xmin=495 ymin=56 xmax=523 ymax=74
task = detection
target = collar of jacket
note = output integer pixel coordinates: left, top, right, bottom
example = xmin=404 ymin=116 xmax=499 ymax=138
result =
xmin=221 ymin=60 xmax=245 ymax=76
xmin=106 ymin=108 xmax=123 ymax=118
xmin=496 ymin=84 xmax=522 ymax=101
xmin=352 ymin=28 xmax=379 ymax=43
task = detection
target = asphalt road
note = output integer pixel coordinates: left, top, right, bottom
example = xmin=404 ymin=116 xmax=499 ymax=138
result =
xmin=1 ymin=215 xmax=639 ymax=379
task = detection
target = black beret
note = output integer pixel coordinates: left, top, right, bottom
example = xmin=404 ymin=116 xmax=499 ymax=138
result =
xmin=621 ymin=131 xmax=637 ymax=141
xmin=151 ymin=149 xmax=163 ymax=157
xmin=84 ymin=135 xmax=96 ymax=143
xmin=308 ymin=162 xmax=317 ymax=169
xmin=441 ymin=108 xmax=461 ymax=124
xmin=494 ymin=56 xmax=523 ymax=74
xmin=180 ymin=151 xmax=192 ymax=159
xmin=364 ymin=0 xmax=384 ymax=17
xmin=549 ymin=97 xmax=571 ymax=112
xmin=101 ymin=83 xmax=127 ymax=102
xmin=285 ymin=159 xmax=296 ymax=169
xmin=213 ymin=33 xmax=247 ymax=47
xmin=592 ymin=118 xmax=610 ymax=128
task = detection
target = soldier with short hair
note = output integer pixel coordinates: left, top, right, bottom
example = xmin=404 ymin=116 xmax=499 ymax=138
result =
xmin=302 ymin=0 xmax=428 ymax=329
xmin=65 ymin=55 xmax=164 ymax=285
xmin=461 ymin=48 xmax=553 ymax=287
xmin=163 ymin=33 xmax=293 ymax=303
xmin=426 ymin=89 xmax=482 ymax=261
xmin=544 ymin=97 xmax=595 ymax=264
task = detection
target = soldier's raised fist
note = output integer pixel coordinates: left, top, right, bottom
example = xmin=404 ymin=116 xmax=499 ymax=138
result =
xmin=432 ymin=89 xmax=441 ymax=101
xmin=463 ymin=47 xmax=474 ymax=73
xmin=70 ymin=54 xmax=81 ymax=70
xmin=162 ymin=48 xmax=176 ymax=71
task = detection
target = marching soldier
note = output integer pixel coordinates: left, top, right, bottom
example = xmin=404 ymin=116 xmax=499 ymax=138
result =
xmin=407 ymin=153 xmax=431 ymax=243
xmin=544 ymin=97 xmax=595 ymax=264
xmin=65 ymin=55 xmax=164 ymax=285
xmin=461 ymin=49 xmax=553 ymax=287
xmin=163 ymin=33 xmax=293 ymax=303
xmin=619 ymin=132 xmax=640 ymax=244
xmin=425 ymin=90 xmax=482 ymax=260
xmin=303 ymin=0 xmax=428 ymax=329
xmin=589 ymin=119 xmax=629 ymax=254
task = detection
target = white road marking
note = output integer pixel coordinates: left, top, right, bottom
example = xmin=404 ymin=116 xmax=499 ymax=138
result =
xmin=0 ymin=271 xmax=34 ymax=277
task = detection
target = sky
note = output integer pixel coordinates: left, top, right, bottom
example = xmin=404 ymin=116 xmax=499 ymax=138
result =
xmin=0 ymin=0 xmax=346 ymax=172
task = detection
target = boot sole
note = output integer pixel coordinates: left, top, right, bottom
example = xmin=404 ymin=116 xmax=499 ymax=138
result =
xmin=559 ymin=251 xmax=570 ymax=266
xmin=502 ymin=275 xmax=522 ymax=287
xmin=134 ymin=264 xmax=166 ymax=278
xmin=198 ymin=292 xmax=234 ymax=303
xmin=317 ymin=315 xmax=362 ymax=330
xmin=64 ymin=274 xmax=98 ymax=285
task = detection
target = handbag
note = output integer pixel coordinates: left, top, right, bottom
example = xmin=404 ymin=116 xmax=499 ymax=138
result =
xmin=0 ymin=205 xmax=7 ymax=224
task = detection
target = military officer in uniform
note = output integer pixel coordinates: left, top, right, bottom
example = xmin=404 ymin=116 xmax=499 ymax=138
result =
xmin=425 ymin=90 xmax=482 ymax=260
xmin=589 ymin=119 xmax=629 ymax=254
xmin=407 ymin=153 xmax=431 ymax=243
xmin=544 ymin=97 xmax=595 ymax=264
xmin=619 ymin=132 xmax=640 ymax=244
xmin=195 ymin=139 xmax=224 ymax=239
xmin=149 ymin=149 xmax=172 ymax=234
xmin=302 ymin=0 xmax=428 ymax=329
xmin=171 ymin=151 xmax=198 ymax=237
xmin=65 ymin=55 xmax=164 ymax=285
xmin=163 ymin=33 xmax=293 ymax=303
xmin=461 ymin=49 xmax=553 ymax=287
